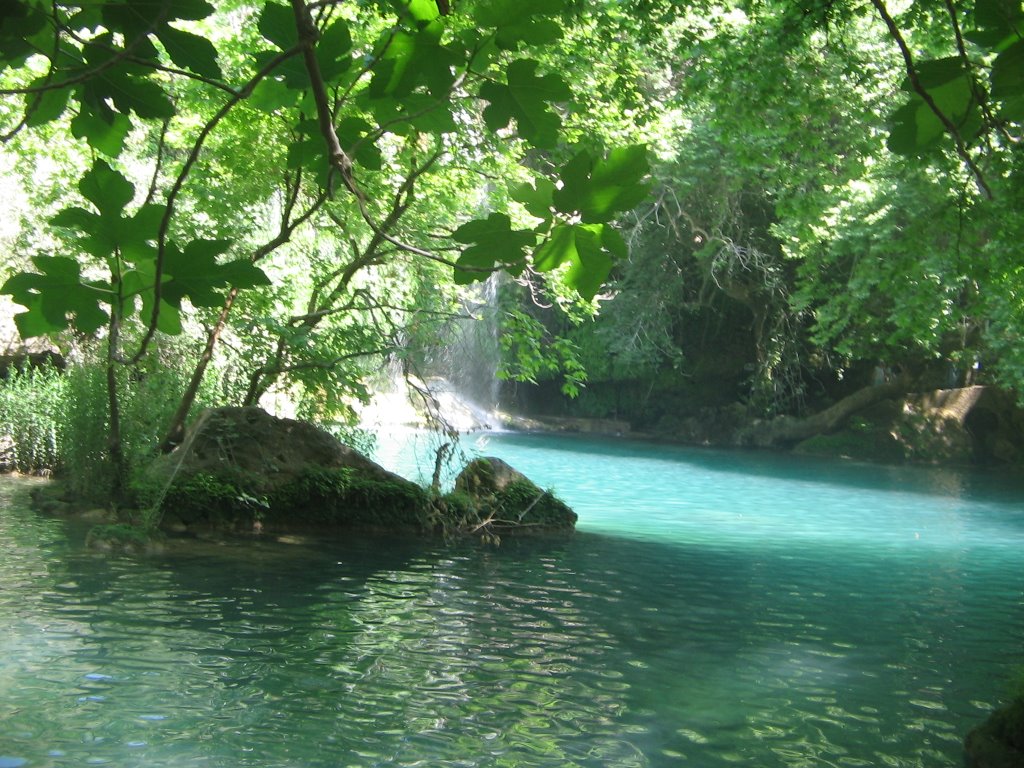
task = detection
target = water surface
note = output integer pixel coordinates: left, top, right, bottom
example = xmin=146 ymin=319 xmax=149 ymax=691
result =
xmin=1 ymin=435 xmax=1023 ymax=767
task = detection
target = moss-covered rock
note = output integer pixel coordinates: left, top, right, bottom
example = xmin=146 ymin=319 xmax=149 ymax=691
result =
xmin=965 ymin=697 xmax=1024 ymax=768
xmin=448 ymin=457 xmax=577 ymax=540
xmin=794 ymin=422 xmax=907 ymax=464
xmin=143 ymin=407 xmax=427 ymax=533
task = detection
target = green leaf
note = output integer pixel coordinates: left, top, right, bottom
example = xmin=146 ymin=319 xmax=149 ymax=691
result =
xmin=317 ymin=18 xmax=353 ymax=82
xmin=887 ymin=74 xmax=981 ymax=155
xmin=532 ymin=223 xmax=575 ymax=272
xmin=123 ymin=267 xmax=183 ymax=335
xmin=24 ymin=78 xmax=70 ymax=127
xmin=974 ymin=0 xmax=1024 ymax=31
xmin=79 ymin=160 xmax=135 ymax=217
xmin=552 ymin=145 xmax=650 ymax=222
xmin=70 ymin=107 xmax=132 ymax=157
xmin=478 ymin=58 xmax=571 ymax=148
xmin=157 ymin=25 xmax=222 ymax=79
xmin=0 ymin=257 xmax=109 ymax=336
xmin=161 ymin=239 xmax=269 ymax=308
xmin=474 ymin=0 xmax=563 ymax=28
xmin=496 ymin=17 xmax=563 ymax=49
xmin=992 ymin=39 xmax=1024 ymax=105
xmin=258 ymin=2 xmax=297 ymax=50
xmin=510 ymin=177 xmax=555 ymax=219
xmin=0 ymin=1 xmax=49 ymax=69
xmin=532 ymin=224 xmax=620 ymax=300
xmin=98 ymin=70 xmax=175 ymax=120
xmin=564 ymin=225 xmax=613 ymax=301
xmin=452 ymin=213 xmax=534 ymax=283
xmin=395 ymin=0 xmax=440 ymax=23
xmin=337 ymin=116 xmax=383 ymax=171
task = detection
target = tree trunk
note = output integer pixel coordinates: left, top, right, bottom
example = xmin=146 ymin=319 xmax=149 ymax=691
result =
xmin=106 ymin=314 xmax=128 ymax=503
xmin=736 ymin=379 xmax=908 ymax=448
xmin=159 ymin=288 xmax=239 ymax=453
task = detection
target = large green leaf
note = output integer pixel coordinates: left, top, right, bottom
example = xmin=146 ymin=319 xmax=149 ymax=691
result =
xmin=24 ymin=77 xmax=70 ymax=127
xmin=452 ymin=213 xmax=535 ymax=283
xmin=510 ymin=177 xmax=556 ymax=220
xmin=478 ymin=58 xmax=571 ymax=148
xmin=161 ymin=239 xmax=270 ymax=308
xmin=369 ymin=23 xmax=455 ymax=99
xmin=973 ymin=0 xmax=1024 ymax=31
xmin=70 ymin=106 xmax=132 ymax=157
xmin=0 ymin=1 xmax=49 ymax=69
xmin=79 ymin=160 xmax=135 ymax=217
xmin=156 ymin=25 xmax=222 ymax=79
xmin=317 ymin=18 xmax=353 ymax=83
xmin=887 ymin=74 xmax=980 ymax=155
xmin=551 ymin=145 xmax=650 ymax=223
xmin=258 ymin=2 xmax=297 ymax=50
xmin=0 ymin=257 xmax=110 ymax=336
xmin=532 ymin=223 xmax=622 ymax=300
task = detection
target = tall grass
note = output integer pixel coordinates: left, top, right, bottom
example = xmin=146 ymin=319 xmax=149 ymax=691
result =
xmin=1 ymin=344 xmax=229 ymax=504
xmin=0 ymin=364 xmax=65 ymax=475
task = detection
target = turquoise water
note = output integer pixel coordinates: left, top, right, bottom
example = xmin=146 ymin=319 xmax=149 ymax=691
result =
xmin=2 ymin=433 xmax=1023 ymax=767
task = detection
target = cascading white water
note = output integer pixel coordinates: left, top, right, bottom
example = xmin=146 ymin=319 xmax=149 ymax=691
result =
xmin=359 ymin=275 xmax=506 ymax=433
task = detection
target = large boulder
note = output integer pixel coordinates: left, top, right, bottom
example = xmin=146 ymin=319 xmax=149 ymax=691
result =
xmin=450 ymin=456 xmax=577 ymax=536
xmin=145 ymin=407 xmax=428 ymax=533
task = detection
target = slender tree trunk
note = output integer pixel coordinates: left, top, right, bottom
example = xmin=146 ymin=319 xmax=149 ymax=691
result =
xmin=106 ymin=313 xmax=128 ymax=503
xmin=159 ymin=288 xmax=239 ymax=453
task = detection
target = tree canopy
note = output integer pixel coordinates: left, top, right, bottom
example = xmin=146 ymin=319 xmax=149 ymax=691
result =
xmin=1 ymin=0 xmax=1023 ymax=491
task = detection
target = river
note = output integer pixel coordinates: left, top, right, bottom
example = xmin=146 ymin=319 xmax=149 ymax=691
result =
xmin=1 ymin=432 xmax=1023 ymax=767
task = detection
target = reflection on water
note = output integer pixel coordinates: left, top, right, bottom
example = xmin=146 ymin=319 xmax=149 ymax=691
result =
xmin=2 ymin=435 xmax=1024 ymax=767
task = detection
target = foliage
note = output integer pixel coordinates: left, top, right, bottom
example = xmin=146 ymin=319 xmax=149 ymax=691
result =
xmin=0 ymin=364 xmax=64 ymax=474
xmin=0 ymin=0 xmax=650 ymax=494
xmin=157 ymin=471 xmax=269 ymax=527
xmin=270 ymin=467 xmax=430 ymax=530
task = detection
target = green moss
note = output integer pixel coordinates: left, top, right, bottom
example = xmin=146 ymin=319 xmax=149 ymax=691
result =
xmin=491 ymin=480 xmax=577 ymax=528
xmin=966 ymin=697 xmax=1024 ymax=767
xmin=437 ymin=479 xmax=576 ymax=539
xmin=269 ymin=467 xmax=430 ymax=531
xmin=159 ymin=471 xmax=268 ymax=527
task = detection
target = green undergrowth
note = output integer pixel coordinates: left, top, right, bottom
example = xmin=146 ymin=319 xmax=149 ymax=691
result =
xmin=271 ymin=467 xmax=430 ymax=530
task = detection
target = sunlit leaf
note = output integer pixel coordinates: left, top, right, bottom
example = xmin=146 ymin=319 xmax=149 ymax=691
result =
xmin=478 ymin=58 xmax=571 ymax=148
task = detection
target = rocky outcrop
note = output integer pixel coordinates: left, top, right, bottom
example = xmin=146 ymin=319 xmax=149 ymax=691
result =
xmin=145 ymin=407 xmax=429 ymax=533
xmin=144 ymin=408 xmax=579 ymax=541
xmin=448 ymin=456 xmax=577 ymax=538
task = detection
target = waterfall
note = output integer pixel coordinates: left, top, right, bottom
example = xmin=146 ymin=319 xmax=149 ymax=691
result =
xmin=430 ymin=273 xmax=504 ymax=430
xmin=358 ymin=275 xmax=506 ymax=434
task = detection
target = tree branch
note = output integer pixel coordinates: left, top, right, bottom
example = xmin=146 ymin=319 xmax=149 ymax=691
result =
xmin=870 ymin=0 xmax=993 ymax=199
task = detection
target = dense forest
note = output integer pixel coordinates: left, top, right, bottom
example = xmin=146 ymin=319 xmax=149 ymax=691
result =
xmin=1 ymin=0 xmax=1023 ymax=504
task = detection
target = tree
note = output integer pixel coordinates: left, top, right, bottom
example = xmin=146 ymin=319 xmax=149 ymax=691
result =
xmin=0 ymin=0 xmax=650 ymax=495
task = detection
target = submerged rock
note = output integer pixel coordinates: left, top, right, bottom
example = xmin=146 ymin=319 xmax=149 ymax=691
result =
xmin=85 ymin=524 xmax=163 ymax=555
xmin=965 ymin=697 xmax=1024 ymax=768
xmin=144 ymin=407 xmax=428 ymax=533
